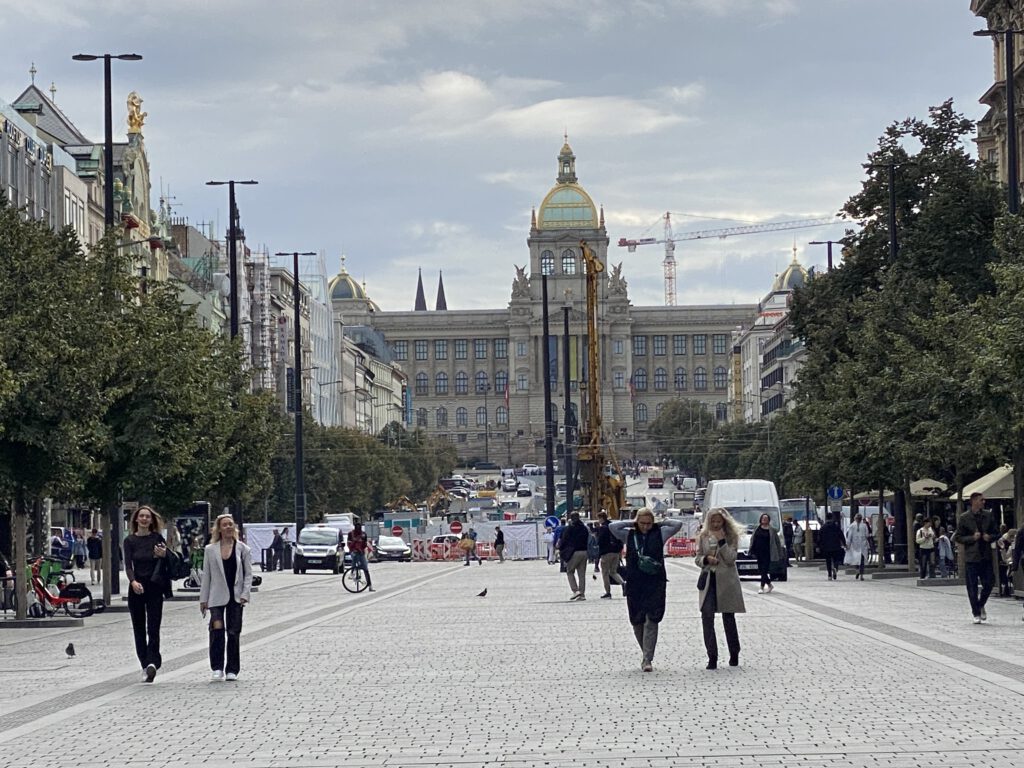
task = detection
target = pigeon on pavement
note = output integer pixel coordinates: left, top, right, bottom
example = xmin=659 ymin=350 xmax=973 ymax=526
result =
xmin=477 ymin=588 xmax=487 ymax=597
xmin=65 ymin=642 xmax=75 ymax=658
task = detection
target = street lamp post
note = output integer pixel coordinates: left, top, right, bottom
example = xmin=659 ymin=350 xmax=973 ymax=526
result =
xmin=72 ymin=51 xmax=141 ymax=604
xmin=275 ymin=251 xmax=316 ymax=535
xmin=808 ymin=240 xmax=843 ymax=271
xmin=317 ymin=379 xmax=345 ymax=427
xmin=562 ymin=301 xmax=574 ymax=515
xmin=206 ymin=180 xmax=258 ymax=338
xmin=976 ymin=28 xmax=1024 ymax=214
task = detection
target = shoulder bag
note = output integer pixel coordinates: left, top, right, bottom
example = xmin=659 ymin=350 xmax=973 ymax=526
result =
xmin=633 ymin=534 xmax=662 ymax=575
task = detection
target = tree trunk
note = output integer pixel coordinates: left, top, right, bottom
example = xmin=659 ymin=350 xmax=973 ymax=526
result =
xmin=900 ymin=480 xmax=913 ymax=571
xmin=13 ymin=489 xmax=27 ymax=620
xmin=877 ymin=483 xmax=886 ymax=570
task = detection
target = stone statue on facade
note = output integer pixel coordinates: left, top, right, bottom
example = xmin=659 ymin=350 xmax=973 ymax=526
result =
xmin=608 ymin=261 xmax=628 ymax=296
xmin=512 ymin=264 xmax=530 ymax=298
xmin=127 ymin=91 xmax=147 ymax=134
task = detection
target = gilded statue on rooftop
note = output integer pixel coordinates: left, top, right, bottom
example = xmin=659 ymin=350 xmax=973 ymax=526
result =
xmin=127 ymin=91 xmax=147 ymax=133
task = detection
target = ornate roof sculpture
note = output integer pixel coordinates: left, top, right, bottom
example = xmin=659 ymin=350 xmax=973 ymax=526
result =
xmin=771 ymin=246 xmax=808 ymax=292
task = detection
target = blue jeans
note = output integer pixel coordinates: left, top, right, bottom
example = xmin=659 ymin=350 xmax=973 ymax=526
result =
xmin=965 ymin=561 xmax=993 ymax=617
xmin=351 ymin=552 xmax=371 ymax=587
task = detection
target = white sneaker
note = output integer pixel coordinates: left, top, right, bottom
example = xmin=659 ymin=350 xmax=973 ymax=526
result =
xmin=569 ymin=592 xmax=580 ymax=601
xmin=141 ymin=669 xmax=150 ymax=683
xmin=211 ymin=670 xmax=224 ymax=681
xmin=767 ymin=583 xmax=774 ymax=593
xmin=980 ymin=608 xmax=988 ymax=622
xmin=144 ymin=664 xmax=157 ymax=683
xmin=225 ymin=672 xmax=238 ymax=681
xmin=758 ymin=587 xmax=765 ymax=594
xmin=973 ymin=616 xmax=982 ymax=624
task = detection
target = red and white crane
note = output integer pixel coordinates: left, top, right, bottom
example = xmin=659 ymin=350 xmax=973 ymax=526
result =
xmin=618 ymin=212 xmax=837 ymax=306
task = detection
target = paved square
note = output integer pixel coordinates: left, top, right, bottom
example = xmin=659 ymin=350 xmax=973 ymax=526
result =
xmin=2 ymin=558 xmax=1023 ymax=767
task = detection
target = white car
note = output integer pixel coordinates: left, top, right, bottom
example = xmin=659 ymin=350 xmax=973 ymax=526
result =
xmin=501 ymin=477 xmax=519 ymax=492
xmin=521 ymin=463 xmax=540 ymax=475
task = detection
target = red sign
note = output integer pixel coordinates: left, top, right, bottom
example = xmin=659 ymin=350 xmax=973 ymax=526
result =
xmin=391 ymin=525 xmax=404 ymax=536
xmin=450 ymin=521 xmax=463 ymax=534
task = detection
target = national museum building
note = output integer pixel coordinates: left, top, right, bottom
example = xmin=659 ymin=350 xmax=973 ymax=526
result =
xmin=330 ymin=142 xmax=755 ymax=466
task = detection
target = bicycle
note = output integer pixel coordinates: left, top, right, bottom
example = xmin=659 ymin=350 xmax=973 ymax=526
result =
xmin=14 ymin=557 xmax=96 ymax=618
xmin=341 ymin=557 xmax=371 ymax=593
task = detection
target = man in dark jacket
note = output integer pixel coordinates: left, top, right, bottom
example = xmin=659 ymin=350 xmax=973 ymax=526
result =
xmin=818 ymin=515 xmax=846 ymax=581
xmin=596 ymin=511 xmax=625 ymax=598
xmin=270 ymin=529 xmax=284 ymax=571
xmin=782 ymin=518 xmax=795 ymax=559
xmin=955 ymin=492 xmax=999 ymax=624
xmin=560 ymin=513 xmax=591 ymax=600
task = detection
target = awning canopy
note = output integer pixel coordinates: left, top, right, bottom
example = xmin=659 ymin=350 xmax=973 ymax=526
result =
xmin=961 ymin=465 xmax=1014 ymax=500
xmin=853 ymin=478 xmax=948 ymax=501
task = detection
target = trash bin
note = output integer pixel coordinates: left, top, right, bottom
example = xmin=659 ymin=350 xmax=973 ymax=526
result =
xmin=282 ymin=545 xmax=293 ymax=570
xmin=260 ymin=547 xmax=274 ymax=572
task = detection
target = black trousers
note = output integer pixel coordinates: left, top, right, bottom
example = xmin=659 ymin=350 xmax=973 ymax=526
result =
xmin=127 ymin=587 xmax=164 ymax=669
xmin=756 ymin=556 xmax=771 ymax=588
xmin=824 ymin=552 xmax=842 ymax=577
xmin=209 ymin=600 xmax=245 ymax=674
xmin=965 ymin=561 xmax=994 ymax=617
xmin=701 ymin=611 xmax=740 ymax=661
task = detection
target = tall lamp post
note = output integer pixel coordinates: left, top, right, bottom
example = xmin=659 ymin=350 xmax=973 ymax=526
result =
xmin=976 ymin=28 xmax=1023 ymax=214
xmin=72 ymin=51 xmax=141 ymax=606
xmin=206 ymin=180 xmax=258 ymax=339
xmin=808 ymin=239 xmax=844 ymax=271
xmin=275 ymin=251 xmax=316 ymax=535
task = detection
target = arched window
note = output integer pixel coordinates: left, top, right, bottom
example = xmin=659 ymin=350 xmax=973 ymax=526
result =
xmin=455 ymin=371 xmax=468 ymax=394
xmin=654 ymin=367 xmax=668 ymax=391
xmin=496 ymin=405 xmax=508 ymax=425
xmin=561 ymin=248 xmax=576 ymax=275
xmin=476 ymin=406 xmax=487 ymax=426
xmin=713 ymin=366 xmax=727 ymax=390
xmin=541 ymin=250 xmax=554 ymax=275
xmin=416 ymin=407 xmax=427 ymax=427
xmin=435 ymin=371 xmax=448 ymax=395
xmin=415 ymin=372 xmax=428 ymax=396
xmin=635 ymin=403 xmax=648 ymax=423
xmin=495 ymin=370 xmax=508 ymax=393
xmin=715 ymin=403 xmax=728 ymax=421
xmin=456 ymin=407 xmax=468 ymax=427
xmin=633 ymin=368 xmax=648 ymax=392
xmin=674 ymin=367 xmax=687 ymax=391
xmin=436 ymin=407 xmax=448 ymax=427
xmin=475 ymin=371 xmax=489 ymax=392
xmin=694 ymin=366 xmax=707 ymax=391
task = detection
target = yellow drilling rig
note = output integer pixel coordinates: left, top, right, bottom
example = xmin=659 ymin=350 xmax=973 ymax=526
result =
xmin=574 ymin=241 xmax=627 ymax=519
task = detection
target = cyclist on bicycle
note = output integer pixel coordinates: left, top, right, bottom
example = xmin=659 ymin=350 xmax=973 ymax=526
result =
xmin=346 ymin=523 xmax=375 ymax=592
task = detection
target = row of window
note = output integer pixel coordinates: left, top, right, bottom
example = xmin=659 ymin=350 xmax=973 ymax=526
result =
xmin=538 ymin=249 xmax=582 ymax=276
xmin=415 ymin=405 xmax=510 ymax=428
xmin=634 ymin=402 xmax=729 ymax=423
xmin=630 ymin=334 xmax=728 ymax=357
xmin=413 ymin=402 xmax=729 ymax=427
xmin=395 ymin=334 xmax=730 ymax=362
xmin=414 ymin=371 xmax=510 ymax=396
xmin=625 ymin=366 xmax=727 ymax=392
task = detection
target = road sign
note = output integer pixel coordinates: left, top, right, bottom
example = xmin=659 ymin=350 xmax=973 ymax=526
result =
xmin=827 ymin=485 xmax=843 ymax=500
xmin=449 ymin=521 xmax=463 ymax=534
xmin=391 ymin=525 xmax=404 ymax=537
xmin=829 ymin=498 xmax=842 ymax=513
xmin=545 ymin=516 xmax=560 ymax=529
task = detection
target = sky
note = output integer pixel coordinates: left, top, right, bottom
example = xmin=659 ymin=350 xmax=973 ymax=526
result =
xmin=0 ymin=0 xmax=997 ymax=311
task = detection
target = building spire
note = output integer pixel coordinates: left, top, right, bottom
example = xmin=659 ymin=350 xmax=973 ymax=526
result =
xmin=557 ymin=136 xmax=577 ymax=183
xmin=414 ymin=268 xmax=427 ymax=311
xmin=435 ymin=270 xmax=448 ymax=311
xmin=29 ymin=62 xmax=36 ymax=85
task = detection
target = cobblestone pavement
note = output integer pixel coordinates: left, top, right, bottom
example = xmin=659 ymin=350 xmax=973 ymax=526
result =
xmin=2 ymin=556 xmax=1024 ymax=767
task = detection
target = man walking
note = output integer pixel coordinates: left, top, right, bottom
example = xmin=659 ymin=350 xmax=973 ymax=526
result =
xmin=596 ymin=511 xmax=625 ymax=598
xmin=494 ymin=526 xmax=505 ymax=563
xmin=955 ymin=492 xmax=998 ymax=624
xmin=86 ymin=529 xmax=103 ymax=585
xmin=270 ymin=528 xmax=284 ymax=571
xmin=559 ymin=512 xmax=590 ymax=600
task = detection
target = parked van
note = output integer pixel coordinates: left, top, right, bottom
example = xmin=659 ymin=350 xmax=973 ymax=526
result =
xmin=322 ymin=513 xmax=358 ymax=537
xmin=703 ymin=479 xmax=785 ymax=581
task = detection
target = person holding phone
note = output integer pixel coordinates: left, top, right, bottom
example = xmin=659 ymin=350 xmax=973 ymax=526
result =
xmin=200 ymin=514 xmax=253 ymax=681
xmin=123 ymin=505 xmax=169 ymax=683
xmin=694 ymin=507 xmax=745 ymax=669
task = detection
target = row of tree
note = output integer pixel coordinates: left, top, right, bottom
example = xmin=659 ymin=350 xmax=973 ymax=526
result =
xmin=650 ymin=101 xmax=1024 ymax=528
xmin=0 ymin=196 xmax=455 ymax=616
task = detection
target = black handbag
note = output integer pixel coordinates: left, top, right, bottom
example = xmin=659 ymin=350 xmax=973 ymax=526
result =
xmin=696 ymin=570 xmax=708 ymax=590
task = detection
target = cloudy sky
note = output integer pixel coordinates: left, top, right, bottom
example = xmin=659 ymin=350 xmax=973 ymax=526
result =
xmin=1 ymin=1 xmax=995 ymax=310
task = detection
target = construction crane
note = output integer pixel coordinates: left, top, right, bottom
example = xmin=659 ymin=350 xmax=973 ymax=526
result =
xmin=617 ymin=212 xmax=837 ymax=306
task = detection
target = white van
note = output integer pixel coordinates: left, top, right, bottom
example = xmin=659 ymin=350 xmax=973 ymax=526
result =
xmin=322 ymin=513 xmax=357 ymax=537
xmin=703 ymin=479 xmax=784 ymax=580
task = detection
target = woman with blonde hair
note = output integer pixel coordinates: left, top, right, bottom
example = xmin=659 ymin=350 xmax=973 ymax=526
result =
xmin=694 ymin=507 xmax=745 ymax=669
xmin=199 ymin=514 xmax=253 ymax=681
xmin=123 ymin=505 xmax=170 ymax=682
xmin=610 ymin=508 xmax=683 ymax=672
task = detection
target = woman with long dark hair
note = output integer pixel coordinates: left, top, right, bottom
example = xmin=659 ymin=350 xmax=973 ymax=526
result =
xmin=123 ymin=505 xmax=170 ymax=683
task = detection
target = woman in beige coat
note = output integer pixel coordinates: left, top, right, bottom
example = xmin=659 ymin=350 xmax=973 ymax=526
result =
xmin=694 ymin=508 xmax=746 ymax=669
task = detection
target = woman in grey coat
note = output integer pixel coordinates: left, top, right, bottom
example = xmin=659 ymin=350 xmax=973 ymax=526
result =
xmin=694 ymin=507 xmax=746 ymax=669
xmin=199 ymin=514 xmax=253 ymax=681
